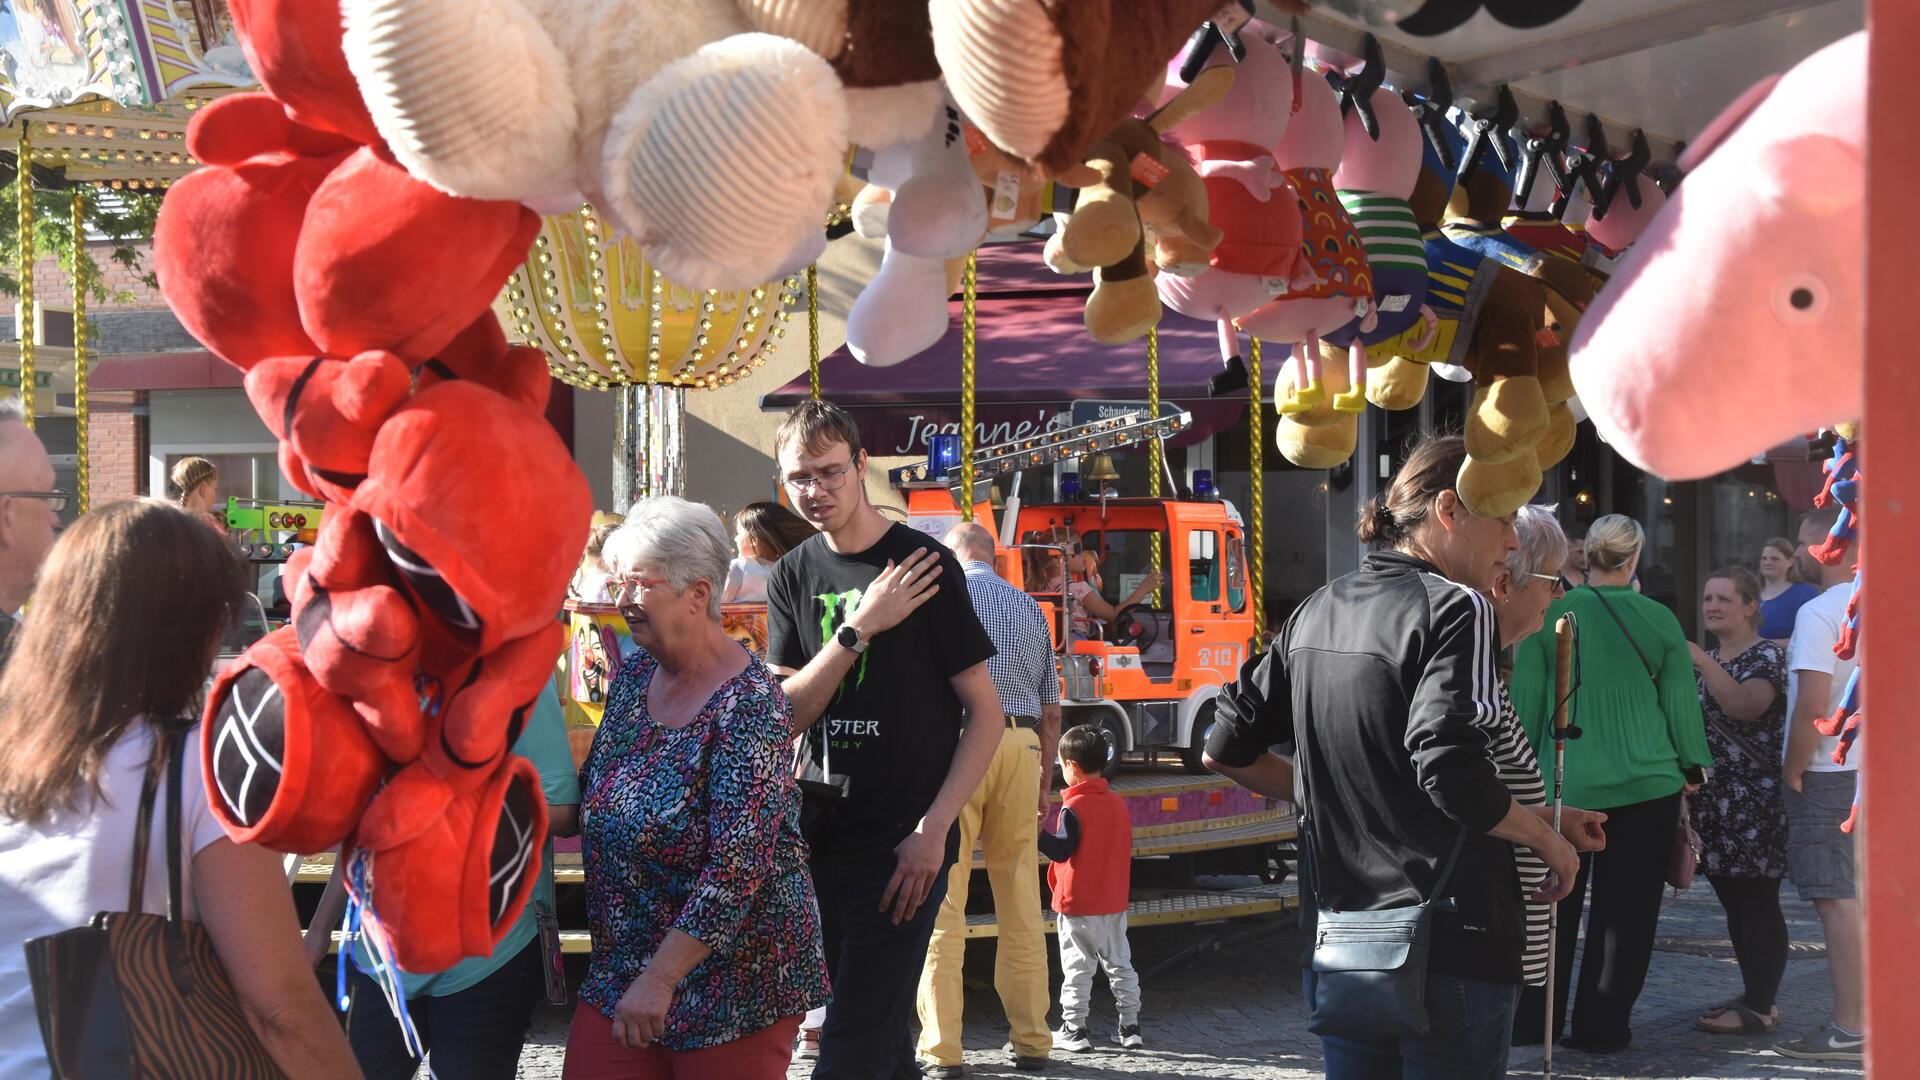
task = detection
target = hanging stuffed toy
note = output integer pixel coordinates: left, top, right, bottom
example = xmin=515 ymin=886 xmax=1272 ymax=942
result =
xmin=1045 ymin=66 xmax=1231 ymax=343
xmin=1237 ymin=58 xmax=1375 ymax=416
xmin=1153 ymin=20 xmax=1303 ymax=396
xmin=1567 ymin=32 xmax=1865 ymax=479
xmin=1317 ymin=41 xmax=1437 ymax=414
xmin=931 ymin=0 xmax=1228 ymax=175
xmin=338 ymin=0 xmax=859 ymax=290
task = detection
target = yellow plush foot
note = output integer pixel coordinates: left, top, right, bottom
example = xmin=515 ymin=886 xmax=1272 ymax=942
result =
xmin=1278 ymin=378 xmax=1325 ymax=416
xmin=1332 ymin=387 xmax=1367 ymax=413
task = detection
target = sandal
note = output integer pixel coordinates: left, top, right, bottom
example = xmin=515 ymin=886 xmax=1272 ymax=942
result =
xmin=1696 ymin=1000 xmax=1779 ymax=1035
xmin=795 ymin=1028 xmax=821 ymax=1060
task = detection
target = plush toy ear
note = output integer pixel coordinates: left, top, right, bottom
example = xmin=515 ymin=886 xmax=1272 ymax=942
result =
xmin=1150 ymin=65 xmax=1236 ymax=134
xmin=186 ymin=93 xmax=361 ymax=166
xmin=229 ymin=0 xmax=380 ymax=144
xmin=336 ymin=351 xmax=415 ymax=428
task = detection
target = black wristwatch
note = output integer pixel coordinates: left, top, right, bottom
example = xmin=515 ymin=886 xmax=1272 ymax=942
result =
xmin=835 ymin=624 xmax=869 ymax=655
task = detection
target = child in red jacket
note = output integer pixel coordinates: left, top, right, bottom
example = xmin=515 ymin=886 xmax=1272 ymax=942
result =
xmin=1039 ymin=725 xmax=1140 ymax=1051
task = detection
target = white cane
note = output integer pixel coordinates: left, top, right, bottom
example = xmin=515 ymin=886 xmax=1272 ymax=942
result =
xmin=1544 ymin=612 xmax=1577 ymax=1080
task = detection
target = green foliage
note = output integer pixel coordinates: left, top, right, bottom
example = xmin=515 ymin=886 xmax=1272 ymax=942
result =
xmin=0 ymin=183 xmax=164 ymax=305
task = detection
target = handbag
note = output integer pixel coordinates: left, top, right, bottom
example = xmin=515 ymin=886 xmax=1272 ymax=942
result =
xmin=1585 ymin=587 xmax=1704 ymax=890
xmin=23 ymin=727 xmax=279 ymax=1079
xmin=1668 ymin=795 xmax=1702 ymax=890
xmin=1298 ymin=711 xmax=1470 ymax=1041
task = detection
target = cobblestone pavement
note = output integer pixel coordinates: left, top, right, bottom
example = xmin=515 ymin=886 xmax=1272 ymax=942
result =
xmin=513 ymin=884 xmax=1862 ymax=1079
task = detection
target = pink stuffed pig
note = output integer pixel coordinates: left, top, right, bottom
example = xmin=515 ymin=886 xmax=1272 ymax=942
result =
xmin=1236 ymin=68 xmax=1374 ymax=413
xmin=1568 ymin=31 xmax=1864 ymax=480
xmin=1583 ymin=178 xmax=1667 ymax=256
xmin=1153 ymin=21 xmax=1298 ymax=394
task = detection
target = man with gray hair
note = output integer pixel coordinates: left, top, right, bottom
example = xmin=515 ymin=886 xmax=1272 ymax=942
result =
xmin=915 ymin=521 xmax=1059 ymax=1075
xmin=0 ymin=398 xmax=61 ymax=658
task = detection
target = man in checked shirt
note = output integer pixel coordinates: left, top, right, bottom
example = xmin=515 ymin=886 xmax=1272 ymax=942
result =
xmin=913 ymin=522 xmax=1062 ymax=1075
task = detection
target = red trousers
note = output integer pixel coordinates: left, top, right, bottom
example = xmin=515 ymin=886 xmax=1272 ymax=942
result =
xmin=562 ymin=1002 xmax=801 ymax=1080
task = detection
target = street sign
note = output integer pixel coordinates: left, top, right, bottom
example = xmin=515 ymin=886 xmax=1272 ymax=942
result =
xmin=1069 ymin=399 xmax=1183 ymax=427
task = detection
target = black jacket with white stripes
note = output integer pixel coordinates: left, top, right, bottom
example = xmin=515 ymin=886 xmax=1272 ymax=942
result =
xmin=1207 ymin=551 xmax=1525 ymax=984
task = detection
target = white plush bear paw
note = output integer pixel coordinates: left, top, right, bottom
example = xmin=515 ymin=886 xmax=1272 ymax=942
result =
xmin=342 ymin=0 xmax=579 ymax=203
xmin=602 ymin=33 xmax=848 ymax=291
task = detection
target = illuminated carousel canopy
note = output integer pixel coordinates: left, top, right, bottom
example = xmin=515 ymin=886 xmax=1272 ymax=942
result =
xmin=0 ymin=0 xmax=251 ymax=121
xmin=497 ymin=202 xmax=803 ymax=393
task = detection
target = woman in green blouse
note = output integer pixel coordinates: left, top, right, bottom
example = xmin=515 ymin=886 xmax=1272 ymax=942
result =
xmin=1509 ymin=515 xmax=1713 ymax=1054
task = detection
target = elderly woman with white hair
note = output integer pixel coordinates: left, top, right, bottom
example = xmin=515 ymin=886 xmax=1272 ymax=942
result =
xmin=1485 ymin=506 xmax=1607 ymax=1001
xmin=1510 ymin=513 xmax=1713 ymax=1053
xmin=566 ymin=497 xmax=828 ymax=1079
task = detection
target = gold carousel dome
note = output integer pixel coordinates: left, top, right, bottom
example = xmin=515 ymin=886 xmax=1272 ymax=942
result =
xmin=497 ymin=202 xmax=803 ymax=392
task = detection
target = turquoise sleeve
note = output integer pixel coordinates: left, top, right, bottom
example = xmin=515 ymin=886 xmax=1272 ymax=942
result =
xmin=514 ymin=675 xmax=583 ymax=807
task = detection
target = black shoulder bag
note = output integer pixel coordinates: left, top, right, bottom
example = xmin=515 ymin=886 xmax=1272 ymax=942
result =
xmin=24 ymin=727 xmax=279 ymax=1078
xmin=1300 ymin=712 xmax=1469 ymax=1041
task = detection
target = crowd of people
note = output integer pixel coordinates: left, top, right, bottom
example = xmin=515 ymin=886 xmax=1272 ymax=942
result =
xmin=0 ymin=395 xmax=1869 ymax=1078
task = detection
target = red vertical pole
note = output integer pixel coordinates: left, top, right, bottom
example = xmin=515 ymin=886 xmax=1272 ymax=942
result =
xmin=1863 ymin=7 xmax=1914 ymax=1076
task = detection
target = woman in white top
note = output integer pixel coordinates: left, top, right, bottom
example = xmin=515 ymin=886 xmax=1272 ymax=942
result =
xmin=0 ymin=499 xmax=357 ymax=1078
xmin=723 ymin=502 xmax=814 ymax=604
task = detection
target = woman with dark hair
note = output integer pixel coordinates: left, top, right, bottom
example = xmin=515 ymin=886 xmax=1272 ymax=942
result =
xmin=1757 ymin=537 xmax=1818 ymax=642
xmin=1689 ymin=565 xmax=1792 ymax=1035
xmin=0 ymin=499 xmax=358 ymax=1077
xmin=723 ymin=501 xmax=815 ymax=604
xmin=1205 ymin=436 xmax=1597 ymax=1079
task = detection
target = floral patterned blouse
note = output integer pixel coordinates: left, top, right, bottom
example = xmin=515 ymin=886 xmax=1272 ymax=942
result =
xmin=1692 ymin=639 xmax=1790 ymax=879
xmin=578 ymin=646 xmax=830 ymax=1050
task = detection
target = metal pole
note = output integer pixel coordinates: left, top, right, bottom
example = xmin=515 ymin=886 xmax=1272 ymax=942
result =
xmin=1147 ymin=326 xmax=1163 ymax=605
xmin=16 ymin=124 xmax=33 ymax=429
xmin=959 ymin=251 xmax=977 ymax=520
xmin=1249 ymin=337 xmax=1265 ymax=648
xmin=1545 ymin=612 xmax=1577 ymax=1080
xmin=70 ymin=189 xmax=85 ymax=512
xmin=807 ymin=263 xmax=820 ymax=401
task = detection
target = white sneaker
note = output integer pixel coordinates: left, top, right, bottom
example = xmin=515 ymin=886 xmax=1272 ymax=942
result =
xmin=1052 ymin=1023 xmax=1093 ymax=1052
xmin=1117 ymin=1023 xmax=1143 ymax=1049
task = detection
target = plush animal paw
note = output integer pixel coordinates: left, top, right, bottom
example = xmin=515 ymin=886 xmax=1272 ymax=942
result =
xmin=601 ymin=33 xmax=848 ymax=289
xmin=1367 ymin=357 xmax=1429 ymax=411
xmin=1536 ymin=402 xmax=1578 ymax=469
xmin=847 ymin=245 xmax=954 ymax=366
xmin=1457 ymin=452 xmax=1543 ymax=519
xmin=201 ymin=627 xmax=388 ymax=854
xmin=230 ymin=0 xmax=380 ymax=144
xmin=288 ymin=514 xmax=427 ymax=763
xmin=1465 ymin=376 xmax=1549 ymax=465
xmin=1276 ymin=412 xmax=1358 ymax=469
xmin=245 ymin=351 xmax=413 ymax=503
xmin=418 ymin=621 xmax=566 ymax=787
xmin=1083 ymin=270 xmax=1161 ymax=345
xmin=351 ymin=753 xmax=548 ymax=973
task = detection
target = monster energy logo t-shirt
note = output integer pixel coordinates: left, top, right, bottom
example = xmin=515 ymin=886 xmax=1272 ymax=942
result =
xmin=766 ymin=524 xmax=996 ymax=861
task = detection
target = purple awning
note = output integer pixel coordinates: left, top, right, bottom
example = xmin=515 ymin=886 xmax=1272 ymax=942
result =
xmin=762 ymin=243 xmax=1243 ymax=457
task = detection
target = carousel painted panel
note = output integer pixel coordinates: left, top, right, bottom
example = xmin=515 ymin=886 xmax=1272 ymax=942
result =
xmin=556 ymin=600 xmax=769 ymax=729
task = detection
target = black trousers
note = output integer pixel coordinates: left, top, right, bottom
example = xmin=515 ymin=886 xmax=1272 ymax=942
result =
xmin=1514 ymin=791 xmax=1680 ymax=1050
xmin=1707 ymin=874 xmax=1789 ymax=1012
xmin=811 ymin=852 xmax=953 ymax=1080
xmin=346 ymin=935 xmax=545 ymax=1080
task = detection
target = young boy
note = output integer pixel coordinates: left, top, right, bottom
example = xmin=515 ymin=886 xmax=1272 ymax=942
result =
xmin=1039 ymin=725 xmax=1141 ymax=1051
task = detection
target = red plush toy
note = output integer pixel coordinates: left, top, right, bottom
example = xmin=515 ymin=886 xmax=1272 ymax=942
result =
xmin=286 ymin=512 xmax=427 ymax=763
xmin=245 ymin=350 xmax=412 ymax=503
xmin=228 ymin=0 xmax=381 ymax=145
xmin=201 ymin=627 xmax=389 ymax=854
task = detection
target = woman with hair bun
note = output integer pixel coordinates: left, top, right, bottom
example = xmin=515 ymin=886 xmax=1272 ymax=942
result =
xmin=1511 ymin=514 xmax=1713 ymax=1053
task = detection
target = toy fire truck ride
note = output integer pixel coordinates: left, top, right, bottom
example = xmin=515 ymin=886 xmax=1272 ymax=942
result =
xmin=893 ymin=408 xmax=1256 ymax=776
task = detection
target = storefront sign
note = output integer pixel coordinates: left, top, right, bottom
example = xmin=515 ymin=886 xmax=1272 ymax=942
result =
xmin=864 ymin=406 xmax=1069 ymax=458
xmin=1069 ymin=399 xmax=1184 ymax=427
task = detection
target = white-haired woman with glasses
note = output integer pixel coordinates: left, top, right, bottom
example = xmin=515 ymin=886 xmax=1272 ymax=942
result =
xmin=1487 ymin=506 xmax=1606 ymax=1002
xmin=566 ymin=497 xmax=828 ymax=1079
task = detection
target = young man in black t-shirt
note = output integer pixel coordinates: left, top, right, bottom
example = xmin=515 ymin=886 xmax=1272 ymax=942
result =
xmin=765 ymin=401 xmax=1003 ymax=1080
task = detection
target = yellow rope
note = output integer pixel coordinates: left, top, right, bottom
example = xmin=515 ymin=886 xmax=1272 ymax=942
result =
xmin=1147 ymin=326 xmax=1162 ymax=605
xmin=806 ymin=263 xmax=820 ymax=400
xmin=1249 ymin=337 xmax=1265 ymax=650
xmin=959 ymin=251 xmax=977 ymax=520
xmin=16 ymin=125 xmax=33 ymax=429
xmin=71 ymin=190 xmax=85 ymax=513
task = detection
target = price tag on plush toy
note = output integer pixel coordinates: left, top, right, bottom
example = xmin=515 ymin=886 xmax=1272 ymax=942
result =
xmin=1535 ymin=326 xmax=1562 ymax=349
xmin=991 ymin=171 xmax=1023 ymax=223
xmin=1129 ymin=152 xmax=1170 ymax=189
xmin=963 ymin=125 xmax=989 ymax=156
xmin=1379 ymin=294 xmax=1412 ymax=313
xmin=1212 ymin=3 xmax=1252 ymax=34
xmin=1262 ymin=276 xmax=1290 ymax=297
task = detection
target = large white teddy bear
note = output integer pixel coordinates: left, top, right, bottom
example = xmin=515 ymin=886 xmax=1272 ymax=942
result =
xmin=341 ymin=0 xmax=933 ymax=291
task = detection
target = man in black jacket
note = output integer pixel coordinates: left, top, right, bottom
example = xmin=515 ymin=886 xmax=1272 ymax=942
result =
xmin=1204 ymin=437 xmax=1599 ymax=1078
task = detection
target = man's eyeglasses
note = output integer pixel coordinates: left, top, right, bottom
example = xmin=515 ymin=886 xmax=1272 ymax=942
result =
xmin=1528 ymin=572 xmax=1568 ymax=597
xmin=1 ymin=490 xmax=71 ymax=513
xmin=779 ymin=462 xmax=854 ymax=496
